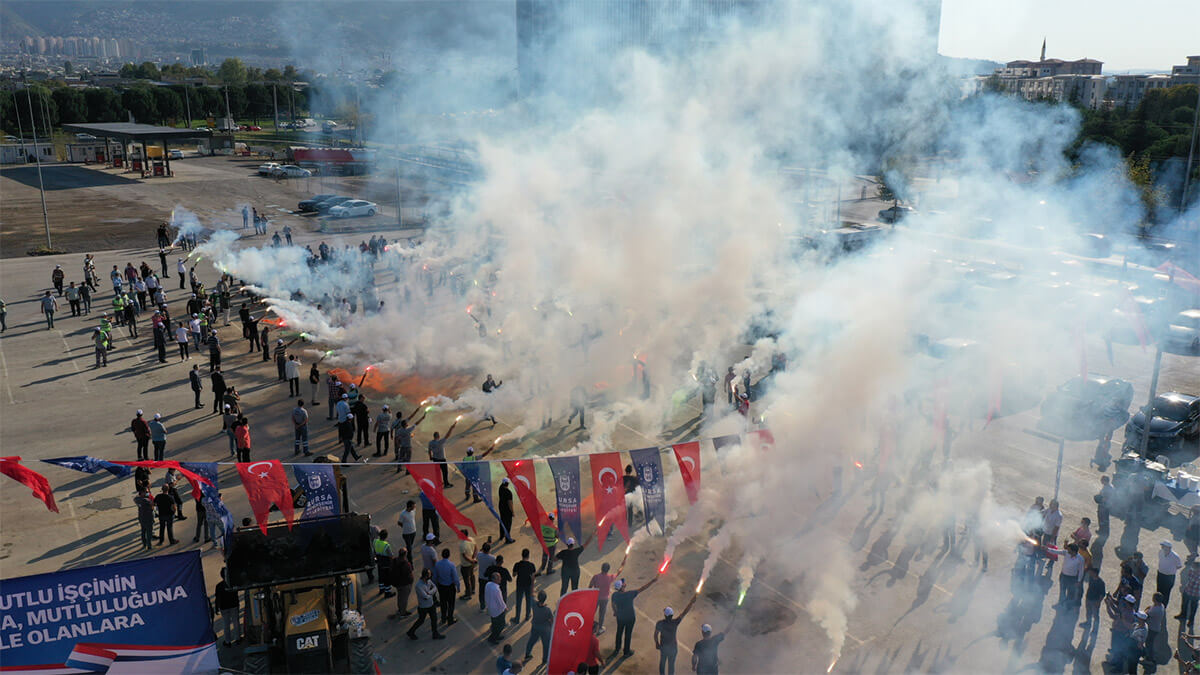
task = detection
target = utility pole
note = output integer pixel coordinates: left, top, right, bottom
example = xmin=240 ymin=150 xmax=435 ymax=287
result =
xmin=272 ymin=83 xmax=278 ymax=132
xmin=26 ymin=90 xmax=52 ymax=249
xmin=1137 ymin=347 xmax=1165 ymax=460
xmin=182 ymin=86 xmax=192 ymax=128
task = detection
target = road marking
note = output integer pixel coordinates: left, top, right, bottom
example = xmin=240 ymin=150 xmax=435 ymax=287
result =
xmin=0 ymin=341 xmax=15 ymax=404
xmin=57 ymin=331 xmax=90 ymax=393
xmin=67 ymin=502 xmax=83 ymax=540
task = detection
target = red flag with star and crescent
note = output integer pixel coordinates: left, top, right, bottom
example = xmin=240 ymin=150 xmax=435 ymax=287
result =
xmin=408 ymin=462 xmax=475 ymax=540
xmin=671 ymin=442 xmax=701 ymax=505
xmin=548 ymin=588 xmax=599 ymax=675
xmin=502 ymin=459 xmax=551 ymax=555
xmin=236 ymin=460 xmax=295 ymax=534
xmin=0 ymin=456 xmax=58 ymax=513
xmin=589 ymin=452 xmax=628 ymax=548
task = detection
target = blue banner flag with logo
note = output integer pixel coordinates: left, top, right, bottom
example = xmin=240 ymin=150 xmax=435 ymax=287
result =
xmin=711 ymin=435 xmax=740 ymax=453
xmin=41 ymin=456 xmax=133 ymax=479
xmin=548 ymin=456 xmax=583 ymax=542
xmin=0 ymin=550 xmax=219 ymax=673
xmin=629 ymin=447 xmax=666 ymax=533
xmin=293 ymin=464 xmax=340 ymax=519
xmin=180 ymin=461 xmax=234 ymax=551
xmin=456 ymin=461 xmax=508 ymax=540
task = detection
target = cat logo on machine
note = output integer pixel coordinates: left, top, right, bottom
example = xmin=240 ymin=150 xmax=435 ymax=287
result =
xmin=293 ymin=631 xmax=325 ymax=651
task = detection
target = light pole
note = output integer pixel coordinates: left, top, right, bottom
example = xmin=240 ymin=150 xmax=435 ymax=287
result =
xmin=25 ymin=90 xmax=51 ymax=249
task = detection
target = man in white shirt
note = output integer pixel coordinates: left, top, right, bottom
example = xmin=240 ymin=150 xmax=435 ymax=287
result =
xmin=1056 ymin=543 xmax=1084 ymax=608
xmin=1042 ymin=500 xmax=1063 ymax=573
xmin=398 ymin=500 xmax=417 ymax=564
xmin=1159 ymin=540 xmax=1184 ymax=604
xmin=485 ymin=572 xmax=507 ymax=644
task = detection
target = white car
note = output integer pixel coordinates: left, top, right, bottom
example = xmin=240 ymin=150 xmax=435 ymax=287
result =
xmin=168 ymin=149 xmax=184 ymax=160
xmin=327 ymin=200 xmax=377 ymax=218
xmin=258 ymin=162 xmax=281 ymax=175
xmin=271 ymin=164 xmax=312 ymax=178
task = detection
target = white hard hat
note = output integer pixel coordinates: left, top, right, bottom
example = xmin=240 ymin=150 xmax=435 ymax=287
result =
xmin=663 ymin=607 xmax=674 ymax=617
xmin=701 ymin=624 xmax=713 ymax=634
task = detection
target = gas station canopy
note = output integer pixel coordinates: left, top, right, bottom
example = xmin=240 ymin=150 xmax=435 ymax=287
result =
xmin=61 ymin=123 xmax=211 ymax=143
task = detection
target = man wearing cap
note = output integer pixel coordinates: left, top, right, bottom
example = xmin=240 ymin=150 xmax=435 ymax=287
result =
xmin=336 ymin=393 xmax=352 ymax=424
xmin=372 ymin=529 xmax=396 ymax=597
xmin=557 ymin=534 xmax=595 ymax=596
xmin=1107 ymin=593 xmax=1138 ymax=670
xmin=51 ymin=264 xmax=65 ymax=296
xmin=274 ymin=339 xmax=288 ymax=381
xmin=373 ymin=405 xmax=393 ymax=457
xmin=93 ymin=327 xmax=109 ymax=367
xmin=149 ymin=414 xmax=168 ymax=461
xmin=692 ymin=620 xmax=730 ymax=675
xmin=611 ymin=575 xmax=659 ymax=658
xmin=1159 ymin=541 xmax=1183 ymax=604
xmin=1179 ymin=557 xmax=1200 ymax=629
xmin=152 ymin=317 xmax=168 ymax=363
xmin=130 ymin=410 xmax=151 ymax=461
xmin=188 ymin=313 xmax=202 ymax=351
xmin=421 ymin=533 xmax=439 ymax=572
xmin=338 ymin=413 xmax=362 ymax=462
xmin=655 ymin=595 xmax=697 ymax=675
xmin=391 ymin=407 xmax=426 ymax=473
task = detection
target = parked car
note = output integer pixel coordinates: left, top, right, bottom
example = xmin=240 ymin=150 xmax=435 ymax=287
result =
xmin=1038 ymin=375 xmax=1134 ymax=440
xmin=1162 ymin=309 xmax=1200 ymax=353
xmin=298 ymin=194 xmax=338 ymax=213
xmin=327 ymin=200 xmax=377 ymax=218
xmin=1123 ymin=392 xmax=1200 ymax=458
xmin=168 ymin=149 xmax=184 ymax=160
xmin=877 ymin=205 xmax=914 ymax=224
xmin=258 ymin=162 xmax=281 ymax=176
xmin=75 ymin=133 xmax=97 ymax=141
xmin=247 ymin=125 xmax=262 ymax=131
xmin=271 ymin=165 xmax=312 ymax=178
xmin=314 ymin=196 xmax=352 ymax=213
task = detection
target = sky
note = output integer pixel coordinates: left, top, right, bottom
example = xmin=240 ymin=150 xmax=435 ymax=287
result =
xmin=939 ymin=0 xmax=1200 ymax=72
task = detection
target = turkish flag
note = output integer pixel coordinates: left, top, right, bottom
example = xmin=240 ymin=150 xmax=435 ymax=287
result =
xmin=236 ymin=460 xmax=295 ymax=534
xmin=747 ymin=428 xmax=775 ymax=451
xmin=502 ymin=459 xmax=551 ymax=555
xmin=589 ymin=452 xmax=628 ymax=549
xmin=672 ymin=442 xmax=701 ymax=505
xmin=408 ymin=463 xmax=475 ymax=540
xmin=548 ymin=589 xmax=599 ymax=675
xmin=0 ymin=457 xmax=58 ymax=513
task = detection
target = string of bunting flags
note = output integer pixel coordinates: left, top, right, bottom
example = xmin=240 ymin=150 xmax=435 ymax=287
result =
xmin=4 ymin=429 xmax=774 ymax=544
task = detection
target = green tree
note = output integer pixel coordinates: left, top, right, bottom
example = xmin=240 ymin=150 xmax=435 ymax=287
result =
xmin=217 ymin=58 xmax=247 ymax=85
xmin=243 ymin=83 xmax=272 ymax=124
xmin=225 ymin=85 xmax=248 ymax=117
xmin=152 ymin=87 xmax=183 ymax=124
xmin=122 ymin=87 xmax=158 ymax=123
xmin=282 ymin=65 xmax=299 ymax=81
xmin=84 ymin=88 xmax=124 ymax=122
xmin=263 ymin=68 xmax=283 ymax=82
xmin=1127 ymin=153 xmax=1166 ymax=223
xmin=52 ymin=87 xmax=87 ymax=123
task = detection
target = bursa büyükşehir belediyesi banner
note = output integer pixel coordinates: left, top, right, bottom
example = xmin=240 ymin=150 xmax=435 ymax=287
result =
xmin=0 ymin=550 xmax=218 ymax=674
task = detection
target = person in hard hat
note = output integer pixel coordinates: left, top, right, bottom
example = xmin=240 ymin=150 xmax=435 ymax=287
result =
xmin=655 ymin=596 xmax=698 ymax=675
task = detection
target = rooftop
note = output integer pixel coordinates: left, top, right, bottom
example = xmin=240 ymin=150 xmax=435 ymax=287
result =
xmin=60 ymin=123 xmax=211 ymax=143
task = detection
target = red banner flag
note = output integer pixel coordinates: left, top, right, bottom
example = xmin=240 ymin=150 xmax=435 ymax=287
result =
xmin=0 ymin=456 xmax=58 ymax=513
xmin=747 ymin=428 xmax=775 ymax=451
xmin=236 ymin=460 xmax=295 ymax=534
xmin=672 ymin=442 xmax=701 ymax=505
xmin=112 ymin=460 xmax=214 ymax=489
xmin=589 ymin=452 xmax=628 ymax=549
xmin=502 ymin=459 xmax=551 ymax=555
xmin=408 ymin=463 xmax=475 ymax=540
xmin=548 ymin=589 xmax=600 ymax=675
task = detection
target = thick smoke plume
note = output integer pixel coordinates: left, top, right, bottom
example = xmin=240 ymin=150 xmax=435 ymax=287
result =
xmin=183 ymin=0 xmax=1200 ymax=667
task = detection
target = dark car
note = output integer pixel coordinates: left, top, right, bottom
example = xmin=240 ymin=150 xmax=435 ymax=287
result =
xmin=1123 ymin=392 xmax=1200 ymax=457
xmin=1068 ymin=233 xmax=1112 ymax=259
xmin=877 ymin=205 xmax=914 ymax=223
xmin=1037 ymin=375 xmax=1134 ymax=440
xmin=298 ymin=194 xmax=338 ymax=213
xmin=314 ymin=196 xmax=352 ymax=214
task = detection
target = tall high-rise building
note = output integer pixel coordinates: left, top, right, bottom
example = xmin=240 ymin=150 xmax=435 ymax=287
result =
xmin=190 ymin=48 xmax=208 ymax=66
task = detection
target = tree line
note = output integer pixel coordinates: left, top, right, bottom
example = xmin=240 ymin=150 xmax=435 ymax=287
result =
xmin=0 ymin=81 xmax=312 ymax=134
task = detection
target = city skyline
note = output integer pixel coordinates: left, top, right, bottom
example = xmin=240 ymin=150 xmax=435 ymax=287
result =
xmin=940 ymin=0 xmax=1200 ymax=71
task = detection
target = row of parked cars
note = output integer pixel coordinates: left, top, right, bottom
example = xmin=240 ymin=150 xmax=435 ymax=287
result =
xmin=258 ymin=162 xmax=312 ymax=178
xmin=297 ymin=193 xmax=378 ymax=219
